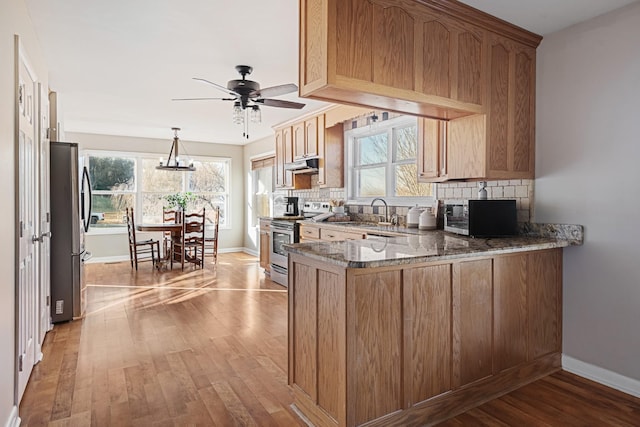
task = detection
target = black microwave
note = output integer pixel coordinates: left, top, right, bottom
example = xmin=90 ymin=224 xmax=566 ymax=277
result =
xmin=444 ymin=199 xmax=517 ymax=237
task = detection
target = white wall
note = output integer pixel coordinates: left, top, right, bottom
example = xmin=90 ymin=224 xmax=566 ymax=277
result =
xmin=535 ymin=2 xmax=640 ymax=382
xmin=67 ymin=132 xmax=245 ymax=258
xmin=1 ymin=0 xmax=49 ymax=424
xmin=242 ymin=135 xmax=275 ymax=252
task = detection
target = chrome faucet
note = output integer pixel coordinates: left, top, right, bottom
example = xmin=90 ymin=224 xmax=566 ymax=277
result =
xmin=370 ymin=197 xmax=388 ymax=223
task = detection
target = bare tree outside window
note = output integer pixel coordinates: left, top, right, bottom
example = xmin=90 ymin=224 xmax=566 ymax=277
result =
xmin=87 ymin=152 xmax=230 ymax=228
xmin=349 ymin=117 xmax=432 ymax=200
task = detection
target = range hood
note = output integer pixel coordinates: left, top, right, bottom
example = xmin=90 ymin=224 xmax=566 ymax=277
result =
xmin=284 ymin=157 xmax=319 ymax=174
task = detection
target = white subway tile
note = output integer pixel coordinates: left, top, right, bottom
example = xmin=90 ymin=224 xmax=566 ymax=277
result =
xmin=516 ymin=185 xmax=528 ymax=198
xmin=503 ymin=186 xmax=515 ymax=198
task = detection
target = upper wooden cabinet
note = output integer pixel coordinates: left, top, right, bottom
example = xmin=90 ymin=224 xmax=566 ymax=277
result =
xmin=300 ymin=0 xmax=496 ymax=119
xmin=301 ymin=0 xmax=542 ymax=181
xmin=275 ymin=105 xmax=362 ymax=189
xmin=275 ymin=126 xmax=311 ymax=190
xmin=294 ymin=117 xmax=321 ymax=160
xmin=485 ymin=33 xmax=536 ymax=178
xmin=417 ymin=118 xmax=447 ymax=182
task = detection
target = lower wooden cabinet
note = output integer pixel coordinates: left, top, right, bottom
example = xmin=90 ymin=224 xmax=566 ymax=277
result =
xmin=300 ymin=223 xmax=367 ymax=242
xmin=288 ymin=248 xmax=562 ymax=426
xmin=258 ymin=219 xmax=271 ymax=273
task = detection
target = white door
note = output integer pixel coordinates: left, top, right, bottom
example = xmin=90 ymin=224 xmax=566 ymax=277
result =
xmin=16 ymin=38 xmax=40 ymax=401
xmin=37 ymin=82 xmax=52 ymax=354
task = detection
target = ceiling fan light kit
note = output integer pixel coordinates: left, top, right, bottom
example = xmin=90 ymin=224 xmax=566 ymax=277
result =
xmin=157 ymin=127 xmax=196 ymax=172
xmin=173 ymin=65 xmax=305 ymax=139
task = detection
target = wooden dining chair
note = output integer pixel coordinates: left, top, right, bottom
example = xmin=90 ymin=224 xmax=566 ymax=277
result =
xmin=162 ymin=207 xmax=179 ymax=261
xmin=172 ymin=208 xmax=206 ymax=270
xmin=125 ymin=207 xmax=160 ymax=270
xmin=204 ymin=206 xmax=220 ymax=265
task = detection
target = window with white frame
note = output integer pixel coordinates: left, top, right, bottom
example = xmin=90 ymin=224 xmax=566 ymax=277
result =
xmin=86 ymin=151 xmax=230 ymax=231
xmin=346 ymin=116 xmax=433 ymax=204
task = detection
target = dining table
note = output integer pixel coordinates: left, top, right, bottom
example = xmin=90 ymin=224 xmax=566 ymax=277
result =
xmin=136 ymin=223 xmax=183 ymax=269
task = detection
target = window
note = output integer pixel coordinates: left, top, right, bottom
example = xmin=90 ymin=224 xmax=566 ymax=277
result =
xmin=250 ymin=156 xmax=274 ymax=228
xmin=88 ymin=155 xmax=136 ymax=227
xmin=346 ymin=116 xmax=433 ymax=204
xmin=86 ymin=151 xmax=230 ymax=231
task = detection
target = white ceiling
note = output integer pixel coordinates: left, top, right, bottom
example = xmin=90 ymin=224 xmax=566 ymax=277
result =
xmin=24 ymin=0 xmax=638 ymax=145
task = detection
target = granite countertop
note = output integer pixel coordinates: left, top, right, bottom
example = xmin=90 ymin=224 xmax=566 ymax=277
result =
xmin=285 ymin=224 xmax=583 ymax=268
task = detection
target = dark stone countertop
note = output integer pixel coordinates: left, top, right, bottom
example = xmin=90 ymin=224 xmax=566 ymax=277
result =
xmin=285 ymin=224 xmax=583 ymax=268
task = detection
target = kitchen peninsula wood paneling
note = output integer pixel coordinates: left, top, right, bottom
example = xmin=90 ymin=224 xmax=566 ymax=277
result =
xmin=288 ymin=248 xmax=563 ymax=426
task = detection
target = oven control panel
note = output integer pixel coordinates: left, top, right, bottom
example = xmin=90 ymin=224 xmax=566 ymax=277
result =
xmin=303 ymin=201 xmax=331 ymax=216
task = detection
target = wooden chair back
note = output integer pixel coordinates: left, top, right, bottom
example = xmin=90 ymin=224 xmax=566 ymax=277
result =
xmin=173 ymin=208 xmax=206 ymax=270
xmin=204 ymin=206 xmax=220 ymax=264
xmin=125 ymin=207 xmax=160 ymax=270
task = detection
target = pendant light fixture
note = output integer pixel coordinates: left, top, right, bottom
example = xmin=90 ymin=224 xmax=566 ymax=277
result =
xmin=156 ymin=127 xmax=195 ymax=171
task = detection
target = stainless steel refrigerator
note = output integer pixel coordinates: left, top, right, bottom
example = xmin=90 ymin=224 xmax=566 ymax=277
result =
xmin=50 ymin=141 xmax=92 ymax=323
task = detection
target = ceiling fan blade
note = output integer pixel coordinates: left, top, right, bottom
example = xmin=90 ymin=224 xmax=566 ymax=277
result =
xmin=251 ymin=83 xmax=298 ymax=98
xmin=193 ymin=77 xmax=241 ymax=97
xmin=172 ymin=97 xmax=236 ymax=101
xmin=257 ymin=98 xmax=306 ymax=109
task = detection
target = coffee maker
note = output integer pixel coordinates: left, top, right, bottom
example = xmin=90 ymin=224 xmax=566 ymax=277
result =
xmin=284 ymin=197 xmax=299 ymax=216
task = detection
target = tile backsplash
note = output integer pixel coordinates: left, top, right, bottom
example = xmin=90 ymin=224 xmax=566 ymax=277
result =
xmin=277 ymin=178 xmax=534 ymax=225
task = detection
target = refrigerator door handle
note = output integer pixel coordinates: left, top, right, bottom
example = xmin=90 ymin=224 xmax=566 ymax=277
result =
xmin=81 ymin=166 xmax=92 ymax=233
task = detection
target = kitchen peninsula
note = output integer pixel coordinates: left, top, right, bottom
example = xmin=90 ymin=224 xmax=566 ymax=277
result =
xmin=285 ymin=227 xmax=582 ymax=426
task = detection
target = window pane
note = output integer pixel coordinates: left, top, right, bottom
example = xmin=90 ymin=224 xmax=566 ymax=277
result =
xmin=252 ymin=166 xmax=273 ymax=227
xmin=188 ymin=194 xmax=226 ymax=226
xmin=141 ymin=193 xmax=168 ymax=224
xmin=395 ymin=164 xmax=432 ymax=197
xmin=188 ymin=161 xmax=227 ymax=192
xmin=395 ymin=125 xmax=417 ymax=161
xmin=89 ymin=156 xmax=135 ymax=191
xmin=90 ymin=194 xmax=133 ymax=227
xmin=357 ymin=167 xmax=386 ymax=197
xmin=142 ymin=159 xmax=182 ymax=192
xmin=357 ymin=133 xmax=387 ymax=165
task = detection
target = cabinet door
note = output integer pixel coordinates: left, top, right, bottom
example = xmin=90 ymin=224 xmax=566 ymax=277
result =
xmin=493 ymin=254 xmax=527 ymax=372
xmin=420 ymin=15 xmax=485 ymax=106
xmin=487 ymin=33 xmax=535 ymax=178
xmin=320 ymin=228 xmax=366 ymax=241
xmin=292 ymin=122 xmax=306 ymax=161
xmin=319 ymin=123 xmax=344 ymax=188
xmin=300 ymin=224 xmax=320 ymax=241
xmin=403 ymin=264 xmax=452 ymax=404
xmin=275 ymin=129 xmax=286 ymax=188
xmin=417 ymin=118 xmax=445 ymax=181
xmin=259 ymin=230 xmax=270 ymax=271
xmin=283 ymin=126 xmax=294 ymax=188
xmin=452 ymin=259 xmax=493 ymax=387
xmin=528 ymin=249 xmax=562 ymax=359
xmin=304 ymin=117 xmax=319 ymax=158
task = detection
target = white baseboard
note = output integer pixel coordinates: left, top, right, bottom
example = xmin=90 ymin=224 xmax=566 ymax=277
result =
xmin=243 ymin=247 xmax=259 ymax=257
xmin=85 ymin=255 xmax=129 ymax=264
xmin=87 ymin=249 xmax=255 ymax=264
xmin=4 ymin=405 xmax=20 ymax=427
xmin=562 ymin=354 xmax=640 ymax=398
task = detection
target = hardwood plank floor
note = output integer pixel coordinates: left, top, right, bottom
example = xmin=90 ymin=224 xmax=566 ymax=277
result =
xmin=19 ymin=252 xmax=640 ymax=426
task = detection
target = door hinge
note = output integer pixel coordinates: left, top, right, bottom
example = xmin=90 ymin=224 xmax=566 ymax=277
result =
xmin=19 ymin=221 xmax=24 ymax=238
xmin=46 ymin=295 xmax=50 ymax=307
xmin=18 ymin=354 xmax=23 ymax=372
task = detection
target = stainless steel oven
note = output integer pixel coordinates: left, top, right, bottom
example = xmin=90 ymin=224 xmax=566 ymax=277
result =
xmin=270 ymin=220 xmax=300 ymax=287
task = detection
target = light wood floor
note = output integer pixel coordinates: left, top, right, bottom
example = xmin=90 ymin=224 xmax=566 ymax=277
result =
xmin=19 ymin=253 xmax=640 ymax=426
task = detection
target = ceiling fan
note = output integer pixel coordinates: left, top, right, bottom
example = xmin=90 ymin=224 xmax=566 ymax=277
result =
xmin=173 ymin=65 xmax=305 ymax=139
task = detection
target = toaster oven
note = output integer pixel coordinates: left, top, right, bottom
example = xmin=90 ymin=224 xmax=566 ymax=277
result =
xmin=444 ymin=199 xmax=517 ymax=237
